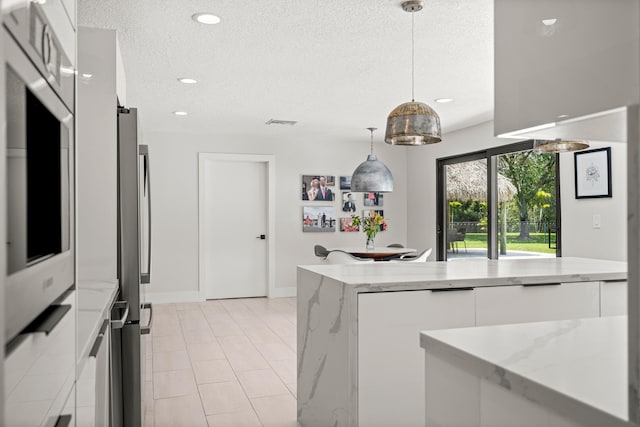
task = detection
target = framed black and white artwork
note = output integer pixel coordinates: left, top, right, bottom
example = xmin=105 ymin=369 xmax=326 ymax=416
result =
xmin=574 ymin=147 xmax=612 ymax=199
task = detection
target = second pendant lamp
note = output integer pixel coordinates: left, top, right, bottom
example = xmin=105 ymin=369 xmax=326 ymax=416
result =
xmin=385 ymin=0 xmax=442 ymax=146
xmin=351 ymin=128 xmax=394 ymax=193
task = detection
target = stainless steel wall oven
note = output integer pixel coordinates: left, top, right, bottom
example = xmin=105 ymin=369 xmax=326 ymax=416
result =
xmin=4 ymin=1 xmax=75 ymax=343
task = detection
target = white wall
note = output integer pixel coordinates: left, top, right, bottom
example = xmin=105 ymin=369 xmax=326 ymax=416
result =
xmin=560 ymin=142 xmax=627 ymax=261
xmin=407 ymin=121 xmax=627 ymax=261
xmin=146 ymin=128 xmax=407 ymax=301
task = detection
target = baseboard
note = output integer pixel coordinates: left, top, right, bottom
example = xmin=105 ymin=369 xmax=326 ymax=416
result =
xmin=146 ymin=288 xmax=295 ymax=302
xmin=269 ymin=286 xmax=297 ymax=298
xmin=145 ymin=291 xmax=205 ymax=304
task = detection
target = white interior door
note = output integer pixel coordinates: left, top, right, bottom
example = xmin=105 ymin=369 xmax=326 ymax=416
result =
xmin=201 ymin=156 xmax=268 ymax=299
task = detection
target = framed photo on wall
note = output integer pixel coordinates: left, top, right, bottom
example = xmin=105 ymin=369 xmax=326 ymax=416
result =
xmin=303 ymin=206 xmax=336 ymax=232
xmin=340 ymin=176 xmax=352 ymax=190
xmin=339 ymin=217 xmax=359 ymax=232
xmin=342 ymin=192 xmax=357 ymax=212
xmin=574 ymin=147 xmax=612 ymax=199
xmin=363 ymin=192 xmax=383 ymax=207
xmin=302 ymin=175 xmax=336 ymax=201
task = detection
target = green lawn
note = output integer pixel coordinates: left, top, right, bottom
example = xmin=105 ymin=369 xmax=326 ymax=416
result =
xmin=463 ymin=232 xmax=556 ymax=254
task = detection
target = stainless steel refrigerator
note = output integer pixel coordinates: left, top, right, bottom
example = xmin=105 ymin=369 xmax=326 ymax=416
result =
xmin=112 ymin=106 xmax=152 ymax=427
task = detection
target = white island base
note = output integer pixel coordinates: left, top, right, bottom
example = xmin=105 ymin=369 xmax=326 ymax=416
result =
xmin=421 ymin=316 xmax=630 ymax=427
xmin=297 ymin=257 xmax=626 ymax=427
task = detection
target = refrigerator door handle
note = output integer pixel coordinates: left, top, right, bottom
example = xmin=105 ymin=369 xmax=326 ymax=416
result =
xmin=110 ymin=301 xmax=130 ymax=329
xmin=140 ymin=145 xmax=151 ymax=285
xmin=141 ymin=302 xmax=153 ymax=335
xmin=89 ymin=319 xmax=109 ymax=358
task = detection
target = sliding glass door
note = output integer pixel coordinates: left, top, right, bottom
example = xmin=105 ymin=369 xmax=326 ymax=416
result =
xmin=437 ymin=141 xmax=560 ymax=260
xmin=443 ymin=158 xmax=489 ymax=259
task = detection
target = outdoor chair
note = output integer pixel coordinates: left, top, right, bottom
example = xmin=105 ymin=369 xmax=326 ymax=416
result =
xmin=447 ymin=228 xmax=467 ymax=253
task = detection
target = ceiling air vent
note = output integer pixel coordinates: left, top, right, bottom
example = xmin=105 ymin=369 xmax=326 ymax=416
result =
xmin=265 ymin=119 xmax=297 ymax=126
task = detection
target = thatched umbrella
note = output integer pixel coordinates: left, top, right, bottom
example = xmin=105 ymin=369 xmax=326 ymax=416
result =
xmin=446 ymin=159 xmax=517 ymax=255
xmin=446 ymin=159 xmax=517 ymax=203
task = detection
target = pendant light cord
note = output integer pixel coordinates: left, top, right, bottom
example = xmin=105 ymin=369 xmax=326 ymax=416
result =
xmin=370 ymin=128 xmax=374 ymax=155
xmin=367 ymin=127 xmax=377 ymax=155
xmin=411 ymin=10 xmax=415 ymax=102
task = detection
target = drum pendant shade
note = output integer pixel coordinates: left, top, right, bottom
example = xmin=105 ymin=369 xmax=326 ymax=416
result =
xmin=351 ymin=128 xmax=394 ymax=193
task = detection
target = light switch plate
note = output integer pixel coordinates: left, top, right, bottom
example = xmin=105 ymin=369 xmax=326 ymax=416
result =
xmin=593 ymin=214 xmax=601 ymax=229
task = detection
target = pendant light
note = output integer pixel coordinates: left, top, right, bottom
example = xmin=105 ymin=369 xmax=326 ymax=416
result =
xmin=385 ymin=0 xmax=442 ymax=146
xmin=533 ymin=138 xmax=589 ymax=153
xmin=351 ymin=128 xmax=394 ymax=192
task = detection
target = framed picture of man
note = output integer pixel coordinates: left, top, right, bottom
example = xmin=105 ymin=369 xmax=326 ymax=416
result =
xmin=342 ymin=192 xmax=357 ymax=212
xmin=302 ymin=175 xmax=335 ymax=201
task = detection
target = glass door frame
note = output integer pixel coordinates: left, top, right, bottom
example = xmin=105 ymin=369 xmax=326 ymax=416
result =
xmin=436 ymin=140 xmax=562 ymax=261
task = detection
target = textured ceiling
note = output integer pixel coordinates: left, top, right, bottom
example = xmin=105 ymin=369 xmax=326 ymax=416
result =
xmin=78 ymin=0 xmax=494 ymax=140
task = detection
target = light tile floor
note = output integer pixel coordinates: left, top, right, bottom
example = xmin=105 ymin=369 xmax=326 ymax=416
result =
xmin=145 ymin=297 xmax=297 ymax=427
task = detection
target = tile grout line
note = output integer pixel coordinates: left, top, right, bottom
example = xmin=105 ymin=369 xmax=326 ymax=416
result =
xmin=198 ymin=300 xmax=266 ymax=425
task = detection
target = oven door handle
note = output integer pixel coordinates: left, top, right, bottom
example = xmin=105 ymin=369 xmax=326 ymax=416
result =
xmin=110 ymin=301 xmax=130 ymax=330
xmin=23 ymin=304 xmax=71 ymax=335
xmin=54 ymin=414 xmax=72 ymax=427
xmin=141 ymin=302 xmax=153 ymax=335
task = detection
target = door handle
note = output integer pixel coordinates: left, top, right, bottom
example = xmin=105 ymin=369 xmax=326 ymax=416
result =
xmin=89 ymin=319 xmax=109 ymax=358
xmin=110 ymin=301 xmax=130 ymax=329
xmin=140 ymin=145 xmax=151 ymax=285
xmin=141 ymin=303 xmax=153 ymax=335
xmin=256 ymin=234 xmax=266 ymax=240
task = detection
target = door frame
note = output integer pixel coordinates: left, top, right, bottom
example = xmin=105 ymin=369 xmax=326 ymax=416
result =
xmin=198 ymin=153 xmax=276 ymax=299
xmin=436 ymin=140 xmax=561 ymax=260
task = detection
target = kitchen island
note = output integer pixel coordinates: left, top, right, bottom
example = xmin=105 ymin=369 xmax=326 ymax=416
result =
xmin=421 ymin=316 xmax=630 ymax=427
xmin=297 ymin=257 xmax=626 ymax=427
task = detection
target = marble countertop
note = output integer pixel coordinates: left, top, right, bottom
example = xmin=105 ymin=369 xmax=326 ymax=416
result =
xmin=298 ymin=257 xmax=626 ymax=289
xmin=77 ymin=280 xmax=119 ymax=362
xmin=421 ymin=316 xmax=629 ymax=424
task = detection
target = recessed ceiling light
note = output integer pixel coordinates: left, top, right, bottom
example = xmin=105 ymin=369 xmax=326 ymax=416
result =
xmin=434 ymin=98 xmax=454 ymax=103
xmin=178 ymin=78 xmax=197 ymax=84
xmin=192 ymin=13 xmax=221 ymax=25
xmin=542 ymin=18 xmax=557 ymax=26
xmin=173 ymin=111 xmax=188 ymax=116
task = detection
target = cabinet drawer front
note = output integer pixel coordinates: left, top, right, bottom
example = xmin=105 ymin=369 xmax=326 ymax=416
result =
xmin=475 ymin=282 xmax=600 ymax=327
xmin=601 ymin=281 xmax=627 ymax=316
xmin=358 ymin=289 xmax=476 ymax=427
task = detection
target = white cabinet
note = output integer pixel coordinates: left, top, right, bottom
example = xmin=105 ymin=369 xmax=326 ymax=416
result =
xmin=601 ymin=280 xmax=627 ymax=316
xmin=77 ymin=318 xmax=111 ymax=427
xmin=475 ymin=282 xmax=600 ymax=326
xmin=4 ymin=290 xmax=76 ymax=426
xmin=39 ymin=0 xmax=76 ymax=64
xmin=77 ymin=27 xmax=125 ymax=283
xmin=358 ymin=288 xmax=476 ymax=427
xmin=494 ymin=0 xmax=639 ymax=136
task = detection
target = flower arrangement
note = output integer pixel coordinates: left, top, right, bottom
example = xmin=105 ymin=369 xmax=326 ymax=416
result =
xmin=351 ymin=212 xmax=385 ymax=248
